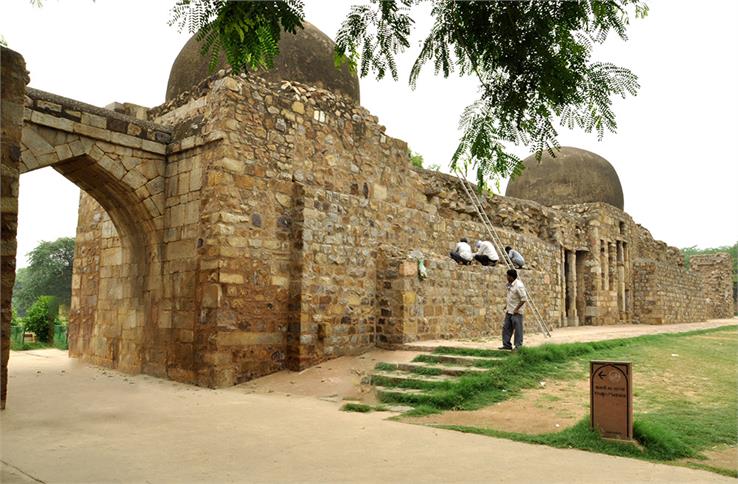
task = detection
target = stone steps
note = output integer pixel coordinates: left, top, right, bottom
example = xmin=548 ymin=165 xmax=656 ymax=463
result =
xmin=371 ymin=370 xmax=455 ymax=386
xmin=415 ymin=353 xmax=502 ymax=367
xmin=374 ymin=386 xmax=430 ymax=397
xmin=396 ymin=362 xmax=489 ymax=376
xmin=369 ymin=349 xmax=499 ymax=409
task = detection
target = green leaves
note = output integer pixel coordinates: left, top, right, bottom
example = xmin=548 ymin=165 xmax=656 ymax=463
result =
xmin=12 ymin=237 xmax=75 ymax=316
xmin=169 ymin=0 xmax=305 ymax=74
xmin=334 ymin=0 xmax=416 ymax=81
xmin=336 ymin=0 xmax=646 ymax=188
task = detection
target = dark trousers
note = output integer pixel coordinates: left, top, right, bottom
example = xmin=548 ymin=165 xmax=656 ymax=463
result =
xmin=450 ymin=252 xmax=471 ymax=265
xmin=502 ymin=313 xmax=524 ymax=349
xmin=474 ymin=255 xmax=498 ymax=266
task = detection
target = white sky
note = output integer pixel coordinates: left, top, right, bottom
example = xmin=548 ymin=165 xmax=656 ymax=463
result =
xmin=2 ymin=0 xmax=737 ymax=268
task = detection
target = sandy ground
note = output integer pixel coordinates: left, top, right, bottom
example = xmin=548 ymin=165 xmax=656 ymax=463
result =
xmin=236 ymin=349 xmax=420 ymax=404
xmin=408 ymin=318 xmax=738 ymax=350
xmin=404 ymin=378 xmax=589 ymax=435
xmin=1 ymin=344 xmax=734 ymax=483
xmin=686 ymin=447 xmax=738 ymax=474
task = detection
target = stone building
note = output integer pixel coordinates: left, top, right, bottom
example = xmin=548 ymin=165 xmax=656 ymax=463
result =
xmin=0 ymin=23 xmax=733 ymax=401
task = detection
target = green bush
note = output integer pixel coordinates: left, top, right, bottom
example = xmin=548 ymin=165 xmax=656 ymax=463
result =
xmin=23 ymin=296 xmax=58 ymax=343
xmin=10 ymin=307 xmax=21 ymax=326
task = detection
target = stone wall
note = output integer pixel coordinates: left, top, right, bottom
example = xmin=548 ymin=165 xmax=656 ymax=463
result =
xmin=632 ymin=259 xmax=705 ymax=324
xmin=690 ymin=253 xmax=735 ymax=319
xmin=1 ymin=47 xmax=29 ymax=409
xmin=61 ymin=69 xmax=736 ymax=388
xmin=631 ymin=252 xmax=734 ymax=324
xmin=377 ymin=256 xmax=503 ymax=344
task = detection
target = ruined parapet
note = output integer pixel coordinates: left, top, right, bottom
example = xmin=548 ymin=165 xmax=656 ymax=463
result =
xmin=1 ymin=47 xmax=29 ymax=409
xmin=690 ymin=253 xmax=735 ymax=319
xmin=632 ymin=252 xmax=734 ymax=324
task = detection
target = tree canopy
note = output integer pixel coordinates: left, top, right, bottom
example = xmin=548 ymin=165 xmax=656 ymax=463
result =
xmin=12 ymin=237 xmax=75 ymax=315
xmin=171 ymin=0 xmax=646 ymax=187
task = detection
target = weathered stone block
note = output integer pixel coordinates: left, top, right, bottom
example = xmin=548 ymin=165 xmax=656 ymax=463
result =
xmin=220 ymin=273 xmax=244 ymax=285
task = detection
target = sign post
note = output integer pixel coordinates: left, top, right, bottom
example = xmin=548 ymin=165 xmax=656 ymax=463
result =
xmin=590 ymin=361 xmax=633 ymax=440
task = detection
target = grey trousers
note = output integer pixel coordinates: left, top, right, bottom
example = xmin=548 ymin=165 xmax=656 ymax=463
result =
xmin=502 ymin=313 xmax=524 ymax=348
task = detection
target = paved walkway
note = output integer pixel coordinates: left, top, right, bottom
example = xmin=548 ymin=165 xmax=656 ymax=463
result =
xmin=407 ymin=317 xmax=738 ymax=350
xmin=2 ymin=326 xmax=734 ymax=483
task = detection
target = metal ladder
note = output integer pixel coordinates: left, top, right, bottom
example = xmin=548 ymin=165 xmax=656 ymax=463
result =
xmin=454 ymin=168 xmax=552 ymax=338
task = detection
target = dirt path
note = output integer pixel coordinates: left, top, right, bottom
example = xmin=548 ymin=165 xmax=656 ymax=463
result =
xmin=406 ymin=318 xmax=737 ymax=350
xmin=1 ymin=349 xmax=732 ymax=483
xmin=404 ymin=378 xmax=590 ymax=435
xmin=237 ymin=348 xmax=420 ymax=404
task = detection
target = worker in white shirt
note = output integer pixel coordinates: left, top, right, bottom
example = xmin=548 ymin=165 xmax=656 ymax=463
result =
xmin=499 ymin=268 xmax=527 ymax=350
xmin=449 ymin=238 xmax=473 ymax=265
xmin=473 ymin=240 xmax=499 ymax=266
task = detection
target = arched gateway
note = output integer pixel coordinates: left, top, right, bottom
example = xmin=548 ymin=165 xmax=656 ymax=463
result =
xmin=21 ymin=87 xmax=169 ymax=374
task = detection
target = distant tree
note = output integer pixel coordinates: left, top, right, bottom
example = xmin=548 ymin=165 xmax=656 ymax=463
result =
xmin=10 ymin=307 xmax=20 ymax=326
xmin=682 ymin=242 xmax=738 ymax=283
xmin=409 ymin=151 xmax=424 ymax=168
xmin=171 ymin=0 xmax=647 ymax=188
xmin=23 ymin=295 xmax=58 ymax=343
xmin=11 ymin=267 xmax=32 ymax=316
xmin=12 ymin=237 xmax=75 ymax=315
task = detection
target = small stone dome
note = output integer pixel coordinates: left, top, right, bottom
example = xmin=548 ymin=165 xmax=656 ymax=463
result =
xmin=505 ymin=147 xmax=624 ymax=210
xmin=166 ymin=21 xmax=360 ymax=103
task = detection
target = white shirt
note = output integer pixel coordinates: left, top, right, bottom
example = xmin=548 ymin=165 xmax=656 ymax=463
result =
xmin=454 ymin=241 xmax=473 ymax=261
xmin=506 ymin=278 xmax=528 ymax=314
xmin=475 ymin=241 xmax=499 ymax=260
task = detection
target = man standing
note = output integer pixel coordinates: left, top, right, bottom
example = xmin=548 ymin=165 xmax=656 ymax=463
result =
xmin=449 ymin=237 xmax=473 ymax=265
xmin=474 ymin=240 xmax=499 ymax=266
xmin=499 ymin=269 xmax=527 ymax=350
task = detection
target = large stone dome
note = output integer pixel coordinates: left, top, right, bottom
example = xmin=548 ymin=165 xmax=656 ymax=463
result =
xmin=166 ymin=21 xmax=360 ymax=103
xmin=505 ymin=147 xmax=624 ymax=210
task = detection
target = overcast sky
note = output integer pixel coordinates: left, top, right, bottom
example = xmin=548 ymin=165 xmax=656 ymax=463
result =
xmin=2 ymin=0 xmax=737 ymax=268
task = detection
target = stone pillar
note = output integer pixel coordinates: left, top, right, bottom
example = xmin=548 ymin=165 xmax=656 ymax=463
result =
xmin=617 ymin=241 xmax=626 ymax=319
xmin=608 ymin=242 xmax=617 ymax=291
xmin=559 ymin=246 xmax=566 ymax=326
xmin=1 ymin=47 xmax=29 ymax=410
xmin=566 ymin=250 xmax=578 ymax=326
xmin=601 ymin=240 xmax=609 ymax=291
xmin=589 ymin=221 xmax=601 ymax=292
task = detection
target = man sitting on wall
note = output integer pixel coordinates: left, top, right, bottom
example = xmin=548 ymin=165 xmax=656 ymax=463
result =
xmin=505 ymin=246 xmax=525 ymax=269
xmin=474 ymin=240 xmax=499 ymax=266
xmin=450 ymin=238 xmax=473 ymax=265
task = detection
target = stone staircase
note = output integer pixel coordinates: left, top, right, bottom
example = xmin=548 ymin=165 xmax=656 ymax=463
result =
xmin=370 ymin=348 xmax=511 ymax=406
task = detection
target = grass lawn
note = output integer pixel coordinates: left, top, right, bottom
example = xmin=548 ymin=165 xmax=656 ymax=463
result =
xmin=381 ymin=326 xmax=738 ymax=476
